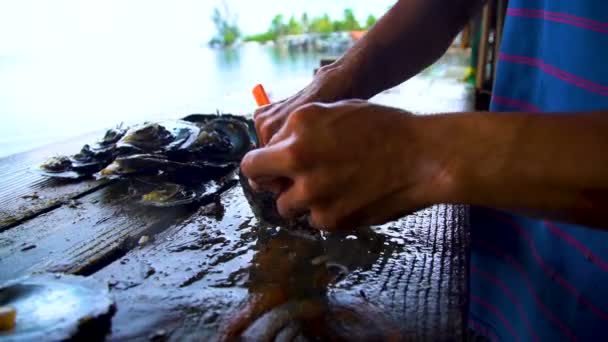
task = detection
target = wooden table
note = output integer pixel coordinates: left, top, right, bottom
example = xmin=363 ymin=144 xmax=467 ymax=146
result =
xmin=0 ymin=136 xmax=470 ymax=341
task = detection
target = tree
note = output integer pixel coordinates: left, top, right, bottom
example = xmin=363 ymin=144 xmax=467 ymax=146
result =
xmin=270 ymin=14 xmax=288 ymax=37
xmin=287 ymin=15 xmax=303 ymax=35
xmin=341 ymin=9 xmax=361 ymax=31
xmin=210 ymin=0 xmax=241 ymax=46
xmin=310 ymin=14 xmax=333 ymax=34
xmin=301 ymin=12 xmax=310 ymax=33
xmin=365 ymin=14 xmax=377 ymax=29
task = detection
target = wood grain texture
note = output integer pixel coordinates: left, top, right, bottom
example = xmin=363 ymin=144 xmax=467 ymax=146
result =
xmin=0 ymin=181 xmax=202 ymax=282
xmin=87 ymin=185 xmax=470 ymax=341
xmin=0 ymin=132 xmax=109 ymax=231
xmin=0 ymin=177 xmax=469 ymax=341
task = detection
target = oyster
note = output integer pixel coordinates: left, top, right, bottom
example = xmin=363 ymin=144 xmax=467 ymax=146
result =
xmin=204 ymin=117 xmax=257 ymax=161
xmin=98 ymin=154 xmax=232 ymax=182
xmin=98 ymin=124 xmax=126 ymax=146
xmin=116 ymin=120 xmax=199 ymax=155
xmin=239 ymin=168 xmax=314 ymax=229
xmin=175 ymin=114 xmax=257 ymax=164
xmin=239 ymin=169 xmax=287 ymax=226
xmin=38 ymin=156 xmax=81 ymax=179
xmin=91 ymin=124 xmax=127 ymax=153
xmin=71 ymin=144 xmax=113 ymax=174
xmin=40 ymin=156 xmax=71 ymax=173
xmin=0 ymin=273 xmax=115 ymax=341
xmin=99 ymin=154 xmax=191 ymax=178
xmin=37 ymin=125 xmax=127 ymax=179
xmin=38 ymin=114 xmax=256 ymax=210
xmin=128 ymin=178 xmax=229 ymax=207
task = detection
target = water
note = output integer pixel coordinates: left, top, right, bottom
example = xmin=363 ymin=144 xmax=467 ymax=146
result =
xmin=0 ymin=44 xmax=330 ymax=158
xmin=0 ymin=0 xmax=467 ymax=159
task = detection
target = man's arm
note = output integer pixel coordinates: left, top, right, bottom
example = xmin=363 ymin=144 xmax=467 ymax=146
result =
xmin=325 ymin=0 xmax=484 ymax=100
xmin=429 ymin=111 xmax=608 ymax=228
xmin=242 ymin=102 xmax=608 ymax=230
xmin=254 ymin=0 xmax=484 ymax=145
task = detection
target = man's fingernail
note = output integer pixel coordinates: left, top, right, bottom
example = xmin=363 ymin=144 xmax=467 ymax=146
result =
xmin=248 ymin=179 xmax=261 ymax=191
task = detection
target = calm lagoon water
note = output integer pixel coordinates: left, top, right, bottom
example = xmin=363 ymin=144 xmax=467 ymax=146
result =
xmin=0 ymin=44 xmax=329 ymax=158
xmin=0 ymin=0 xmax=405 ymax=158
xmin=0 ymin=42 xmax=468 ymax=159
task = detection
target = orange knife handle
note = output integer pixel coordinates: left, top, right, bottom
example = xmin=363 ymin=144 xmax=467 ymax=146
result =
xmin=252 ymin=84 xmax=271 ymax=107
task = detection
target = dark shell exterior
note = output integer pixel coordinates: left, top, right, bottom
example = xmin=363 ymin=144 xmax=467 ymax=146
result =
xmin=39 ymin=113 xmax=256 ymax=208
xmin=179 ymin=114 xmax=257 ymax=163
xmin=238 ymin=168 xmax=288 ymax=227
xmin=239 ymin=168 xmax=313 ymax=230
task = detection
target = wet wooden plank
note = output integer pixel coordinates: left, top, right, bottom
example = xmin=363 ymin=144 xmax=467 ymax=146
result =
xmin=0 ymin=179 xmax=227 ymax=282
xmin=92 ymin=185 xmax=469 ymax=341
xmin=0 ymin=132 xmax=109 ymax=231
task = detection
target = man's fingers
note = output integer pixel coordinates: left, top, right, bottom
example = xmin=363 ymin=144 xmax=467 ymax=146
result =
xmin=321 ymin=189 xmax=411 ymax=230
xmin=276 ymin=181 xmax=311 ymax=218
xmin=250 ymin=177 xmax=291 ymax=195
xmin=253 ymin=104 xmax=272 ymax=119
xmin=241 ymin=140 xmax=294 ymax=180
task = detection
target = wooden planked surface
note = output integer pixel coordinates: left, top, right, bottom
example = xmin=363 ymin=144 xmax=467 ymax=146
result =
xmin=0 ymin=70 xmax=473 ymax=340
xmin=87 ymin=186 xmax=470 ymax=341
xmin=0 ymin=180 xmax=201 ymax=281
xmin=0 ymin=179 xmax=469 ymax=340
xmin=0 ymin=132 xmax=109 ymax=231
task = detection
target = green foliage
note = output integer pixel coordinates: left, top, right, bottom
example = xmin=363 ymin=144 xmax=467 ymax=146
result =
xmin=243 ymin=31 xmax=276 ymax=43
xmin=310 ymin=14 xmax=333 ymax=34
xmin=210 ymin=0 xmax=241 ymax=46
xmin=365 ymin=14 xmax=377 ymax=29
xmin=288 ymin=15 xmax=303 ymax=35
xmin=341 ymin=9 xmax=362 ymax=31
xmin=270 ymin=14 xmax=288 ymax=36
xmin=243 ymin=8 xmax=373 ymax=43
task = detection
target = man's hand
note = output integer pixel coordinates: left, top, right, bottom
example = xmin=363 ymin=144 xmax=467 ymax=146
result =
xmin=242 ymin=100 xmax=450 ymax=230
xmin=254 ymin=67 xmax=353 ymax=146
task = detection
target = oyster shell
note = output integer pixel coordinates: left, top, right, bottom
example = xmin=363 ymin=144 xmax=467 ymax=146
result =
xmin=38 ymin=114 xmax=256 ymax=210
xmin=116 ymin=120 xmax=200 ymax=155
xmin=38 ymin=156 xmax=81 ymax=179
xmin=239 ymin=169 xmax=313 ymax=230
xmin=98 ymin=154 xmax=233 ymax=182
xmin=239 ymin=168 xmax=288 ymax=227
xmin=91 ymin=124 xmax=127 ymax=154
xmin=175 ymin=114 xmax=257 ymax=164
xmin=0 ymin=273 xmax=115 ymax=341
xmin=40 ymin=156 xmax=71 ymax=173
xmin=128 ymin=178 xmax=230 ymax=207
xmin=71 ymin=144 xmax=113 ymax=174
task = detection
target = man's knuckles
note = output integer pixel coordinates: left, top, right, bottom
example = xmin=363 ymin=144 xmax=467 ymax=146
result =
xmin=288 ymin=103 xmax=325 ymax=127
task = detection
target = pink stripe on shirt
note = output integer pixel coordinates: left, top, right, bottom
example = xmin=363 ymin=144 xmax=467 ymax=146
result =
xmin=544 ymin=221 xmax=608 ymax=274
xmin=492 ymin=95 xmax=540 ymax=112
xmin=494 ymin=213 xmax=608 ymax=322
xmin=508 ymin=9 xmax=608 ymax=33
xmin=499 ymin=53 xmax=608 ymax=96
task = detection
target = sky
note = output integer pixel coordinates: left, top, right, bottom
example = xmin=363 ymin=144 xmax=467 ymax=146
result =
xmin=0 ymin=0 xmax=396 ymax=54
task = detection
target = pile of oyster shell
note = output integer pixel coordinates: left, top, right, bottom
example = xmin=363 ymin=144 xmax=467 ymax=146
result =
xmin=39 ymin=114 xmax=257 ymax=207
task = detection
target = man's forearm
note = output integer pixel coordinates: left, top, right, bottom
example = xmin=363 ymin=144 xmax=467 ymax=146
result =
xmin=320 ymin=0 xmax=484 ymax=100
xmin=420 ymin=111 xmax=608 ymax=228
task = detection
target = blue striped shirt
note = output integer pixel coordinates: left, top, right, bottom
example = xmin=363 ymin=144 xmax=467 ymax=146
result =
xmin=470 ymin=0 xmax=608 ymax=340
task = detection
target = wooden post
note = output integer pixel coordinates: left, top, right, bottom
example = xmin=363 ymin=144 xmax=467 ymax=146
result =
xmin=461 ymin=22 xmax=471 ymax=49
xmin=476 ymin=3 xmax=491 ymax=90
xmin=493 ymin=0 xmax=507 ymax=83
